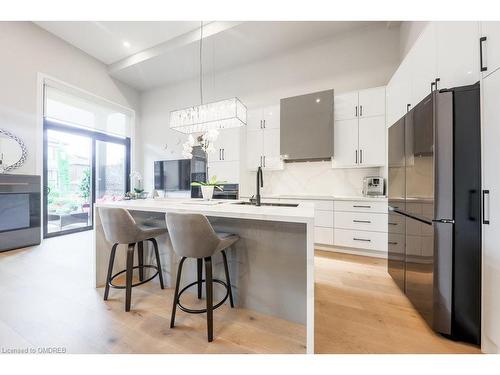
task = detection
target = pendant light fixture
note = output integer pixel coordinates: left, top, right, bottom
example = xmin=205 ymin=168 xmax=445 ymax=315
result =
xmin=169 ymin=21 xmax=247 ymax=134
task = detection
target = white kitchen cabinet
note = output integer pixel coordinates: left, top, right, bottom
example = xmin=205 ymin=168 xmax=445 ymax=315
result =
xmin=481 ymin=68 xmax=500 ymax=353
xmin=208 ymin=160 xmax=239 ymax=183
xmin=262 ymin=105 xmax=280 ymax=129
xmin=358 ymin=86 xmax=386 ymax=118
xmin=333 ymin=228 xmax=388 ymax=251
xmin=245 ymin=104 xmax=283 ymax=171
xmin=334 ymin=91 xmax=358 ymax=121
xmin=358 ymin=116 xmax=386 ymax=166
xmin=436 ymin=22 xmax=480 ymax=89
xmin=480 ymin=22 xmax=500 ymax=78
xmin=410 ymin=23 xmax=437 ymax=106
xmin=332 ymin=86 xmax=386 ymax=168
xmin=386 ymin=60 xmax=412 ymax=127
xmin=246 ymin=130 xmax=263 ymax=170
xmin=212 ymin=128 xmax=240 ymax=162
xmin=332 ymin=118 xmax=358 ymax=167
xmin=315 ymin=227 xmax=334 ymax=246
xmin=246 ymin=108 xmax=264 ymax=131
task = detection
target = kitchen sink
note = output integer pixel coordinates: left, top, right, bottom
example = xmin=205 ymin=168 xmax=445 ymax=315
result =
xmin=233 ymin=201 xmax=299 ymax=207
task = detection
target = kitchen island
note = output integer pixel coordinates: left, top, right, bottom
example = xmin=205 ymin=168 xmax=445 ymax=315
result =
xmin=93 ymin=198 xmax=315 ymax=353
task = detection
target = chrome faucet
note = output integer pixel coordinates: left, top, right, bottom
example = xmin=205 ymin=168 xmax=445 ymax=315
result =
xmin=256 ymin=166 xmax=263 ymax=206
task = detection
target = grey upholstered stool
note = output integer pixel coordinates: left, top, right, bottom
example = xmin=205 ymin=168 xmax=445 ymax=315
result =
xmin=166 ymin=212 xmax=239 ymax=342
xmin=98 ymin=207 xmax=166 ymax=312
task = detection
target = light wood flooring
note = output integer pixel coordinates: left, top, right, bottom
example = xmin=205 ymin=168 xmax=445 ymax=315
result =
xmin=314 ymin=250 xmax=481 ymax=354
xmin=0 ymin=232 xmax=481 ymax=354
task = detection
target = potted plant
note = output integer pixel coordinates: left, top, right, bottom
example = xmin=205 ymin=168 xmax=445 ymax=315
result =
xmin=191 ymin=176 xmax=225 ymax=200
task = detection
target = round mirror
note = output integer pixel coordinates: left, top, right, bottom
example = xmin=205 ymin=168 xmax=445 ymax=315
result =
xmin=0 ymin=129 xmax=27 ymax=172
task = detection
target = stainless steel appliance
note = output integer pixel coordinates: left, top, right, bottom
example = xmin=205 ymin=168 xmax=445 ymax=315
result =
xmin=387 ymin=83 xmax=481 ymax=345
xmin=280 ymin=89 xmax=334 ymax=162
xmin=362 ymin=176 xmax=384 ymax=197
xmin=0 ymin=174 xmax=41 ymax=252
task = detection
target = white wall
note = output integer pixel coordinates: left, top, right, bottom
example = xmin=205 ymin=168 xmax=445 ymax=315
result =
xmin=139 ymin=23 xmax=401 ymax=195
xmin=0 ymin=22 xmax=140 ymax=175
xmin=399 ymin=21 xmax=428 ymax=60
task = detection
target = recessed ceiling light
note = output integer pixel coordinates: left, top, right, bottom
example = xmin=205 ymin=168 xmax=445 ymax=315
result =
xmin=316 ymin=98 xmax=321 ymax=103
xmin=123 ymin=41 xmax=131 ymax=48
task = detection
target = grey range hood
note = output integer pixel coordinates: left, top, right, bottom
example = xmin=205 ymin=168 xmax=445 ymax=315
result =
xmin=280 ymin=89 xmax=334 ymax=162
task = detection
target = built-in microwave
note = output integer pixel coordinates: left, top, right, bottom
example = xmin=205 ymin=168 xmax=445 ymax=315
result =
xmin=0 ymin=174 xmax=41 ymax=252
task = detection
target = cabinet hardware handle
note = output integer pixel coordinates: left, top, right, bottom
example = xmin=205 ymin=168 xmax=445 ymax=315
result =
xmin=260 ymin=156 xmax=263 ymax=167
xmin=219 ymin=149 xmax=222 ymax=160
xmin=483 ymin=189 xmax=490 ymax=224
xmin=353 ymin=220 xmax=371 ymax=223
xmin=355 ymin=150 xmax=358 ymax=164
xmin=388 ymin=222 xmax=397 ymax=226
xmin=222 ymin=149 xmax=225 ymax=160
xmin=407 ymin=103 xmax=411 ymax=112
xmin=360 ymin=105 xmax=363 ymax=117
xmin=480 ymin=36 xmax=487 ymax=72
xmin=353 ymin=205 xmax=371 ymax=208
xmin=360 ymin=149 xmax=363 ymax=164
xmin=263 ymin=120 xmax=266 ymax=129
xmin=263 ymin=155 xmax=266 ymax=168
xmin=355 ymin=106 xmax=358 ymax=117
xmin=353 ymin=238 xmax=371 ymax=242
xmin=388 ymin=241 xmax=398 ymax=245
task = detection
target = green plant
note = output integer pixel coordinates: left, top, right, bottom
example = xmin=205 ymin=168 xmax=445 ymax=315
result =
xmin=191 ymin=175 xmax=226 ymax=191
xmin=79 ymin=169 xmax=91 ymax=202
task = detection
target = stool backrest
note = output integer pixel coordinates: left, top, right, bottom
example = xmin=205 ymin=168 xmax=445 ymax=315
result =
xmin=166 ymin=212 xmax=220 ymax=258
xmin=98 ymin=207 xmax=139 ymax=244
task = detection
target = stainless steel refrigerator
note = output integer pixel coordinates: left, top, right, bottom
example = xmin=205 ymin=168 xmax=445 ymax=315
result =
xmin=387 ymin=83 xmax=481 ymax=345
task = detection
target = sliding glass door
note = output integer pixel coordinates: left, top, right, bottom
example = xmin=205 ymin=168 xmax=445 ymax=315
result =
xmin=43 ymin=121 xmax=130 ymax=238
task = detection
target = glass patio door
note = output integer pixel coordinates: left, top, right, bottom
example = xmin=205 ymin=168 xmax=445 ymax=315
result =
xmin=43 ymin=121 xmax=130 ymax=238
xmin=44 ymin=126 xmax=93 ymax=237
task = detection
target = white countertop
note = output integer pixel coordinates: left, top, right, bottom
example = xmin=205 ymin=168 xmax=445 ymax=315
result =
xmin=95 ymin=198 xmax=315 ymax=224
xmin=240 ymin=194 xmax=388 ymax=202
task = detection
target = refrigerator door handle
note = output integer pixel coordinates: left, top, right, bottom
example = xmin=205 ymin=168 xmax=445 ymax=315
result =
xmin=432 ymin=219 xmax=455 ymax=224
xmin=483 ymin=189 xmax=490 ymax=224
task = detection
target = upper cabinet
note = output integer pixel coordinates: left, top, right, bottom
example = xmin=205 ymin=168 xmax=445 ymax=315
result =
xmin=332 ymin=86 xmax=386 ymax=168
xmin=480 ymin=22 xmax=500 ymax=78
xmin=246 ymin=104 xmax=283 ymax=171
xmin=386 ymin=22 xmax=480 ymax=128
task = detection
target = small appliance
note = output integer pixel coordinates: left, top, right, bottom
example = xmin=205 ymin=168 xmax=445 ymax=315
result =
xmin=362 ymin=176 xmax=384 ymax=197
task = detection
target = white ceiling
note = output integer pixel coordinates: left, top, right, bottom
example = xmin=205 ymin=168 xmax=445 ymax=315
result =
xmin=35 ymin=21 xmax=202 ymax=64
xmin=35 ymin=21 xmax=392 ymax=91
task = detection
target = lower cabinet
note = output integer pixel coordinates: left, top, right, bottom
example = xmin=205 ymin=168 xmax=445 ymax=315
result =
xmin=314 ymin=227 xmax=334 ymax=245
xmin=333 ymin=228 xmax=388 ymax=251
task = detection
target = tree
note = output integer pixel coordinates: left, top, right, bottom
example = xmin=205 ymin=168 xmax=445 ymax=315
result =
xmin=79 ymin=168 xmax=91 ymax=202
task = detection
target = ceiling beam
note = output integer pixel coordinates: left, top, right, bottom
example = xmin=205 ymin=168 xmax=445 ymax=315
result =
xmin=108 ymin=21 xmax=243 ymax=74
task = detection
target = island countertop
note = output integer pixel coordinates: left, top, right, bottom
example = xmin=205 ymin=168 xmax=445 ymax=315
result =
xmin=95 ymin=198 xmax=315 ymax=224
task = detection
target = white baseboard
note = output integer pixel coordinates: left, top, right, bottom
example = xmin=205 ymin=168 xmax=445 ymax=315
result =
xmin=315 ymin=244 xmax=388 ymax=259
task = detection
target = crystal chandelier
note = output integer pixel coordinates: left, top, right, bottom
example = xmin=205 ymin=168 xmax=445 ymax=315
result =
xmin=169 ymin=22 xmax=247 ymax=134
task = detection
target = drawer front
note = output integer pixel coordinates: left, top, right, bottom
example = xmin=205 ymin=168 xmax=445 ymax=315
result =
xmin=388 ymin=211 xmax=405 ymax=234
xmin=334 ymin=200 xmax=388 ymax=214
xmin=315 ymin=210 xmax=334 ymax=227
xmin=312 ymin=200 xmax=334 ymax=211
xmin=315 ymin=227 xmax=334 ymax=245
xmin=334 ymin=211 xmax=387 ymax=232
xmin=333 ymin=228 xmax=388 ymax=251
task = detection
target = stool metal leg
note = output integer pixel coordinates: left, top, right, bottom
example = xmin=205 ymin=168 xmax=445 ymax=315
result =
xmin=205 ymin=256 xmax=214 ymax=342
xmin=104 ymin=243 xmax=118 ymax=301
xmin=150 ymin=238 xmax=164 ymax=289
xmin=137 ymin=241 xmax=144 ymax=282
xmin=125 ymin=243 xmax=135 ymax=312
xmin=197 ymin=258 xmax=203 ymax=299
xmin=170 ymin=257 xmax=186 ymax=328
xmin=221 ymin=249 xmax=234 ymax=308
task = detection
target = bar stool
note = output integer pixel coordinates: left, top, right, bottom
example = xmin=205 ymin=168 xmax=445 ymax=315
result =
xmin=166 ymin=212 xmax=239 ymax=342
xmin=98 ymin=207 xmax=166 ymax=312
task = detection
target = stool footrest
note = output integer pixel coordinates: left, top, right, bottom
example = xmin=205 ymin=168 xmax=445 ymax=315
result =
xmin=177 ymin=279 xmax=229 ymax=314
xmin=109 ymin=265 xmax=159 ymax=289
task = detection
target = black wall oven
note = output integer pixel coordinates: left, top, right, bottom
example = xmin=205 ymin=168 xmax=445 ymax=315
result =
xmin=0 ymin=174 xmax=41 ymax=252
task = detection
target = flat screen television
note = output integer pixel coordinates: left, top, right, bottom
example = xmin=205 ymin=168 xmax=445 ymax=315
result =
xmin=154 ymin=159 xmax=191 ymax=191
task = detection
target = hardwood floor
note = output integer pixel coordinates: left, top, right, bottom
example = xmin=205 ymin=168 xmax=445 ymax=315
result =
xmin=0 ymin=231 xmax=305 ymax=354
xmin=314 ymin=250 xmax=481 ymax=354
xmin=0 ymin=232 xmax=481 ymax=354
